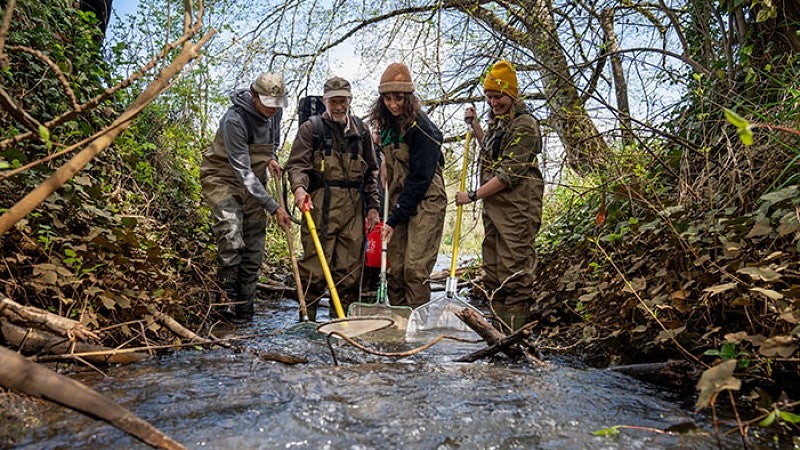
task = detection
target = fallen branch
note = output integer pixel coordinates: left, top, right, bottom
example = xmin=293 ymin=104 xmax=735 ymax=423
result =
xmin=0 ymin=294 xmax=99 ymax=342
xmin=250 ymin=348 xmax=308 ymax=365
xmin=0 ymin=345 xmax=186 ymax=450
xmin=29 ymin=337 xmax=248 ymax=363
xmin=147 ymin=305 xmax=211 ymax=345
xmin=0 ymin=319 xmax=148 ymax=364
xmin=428 ymin=266 xmax=475 ymax=282
xmin=609 ymin=360 xmax=699 ymax=391
xmin=454 ymin=307 xmax=545 ymax=365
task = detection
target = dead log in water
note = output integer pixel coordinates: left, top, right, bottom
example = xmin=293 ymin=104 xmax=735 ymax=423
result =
xmin=0 ymin=295 xmax=99 ymax=342
xmin=609 ymin=360 xmax=700 ymax=391
xmin=0 ymin=320 xmax=149 ymax=364
xmin=0 ymin=345 xmax=186 ymax=449
xmin=454 ymin=308 xmax=545 ymax=365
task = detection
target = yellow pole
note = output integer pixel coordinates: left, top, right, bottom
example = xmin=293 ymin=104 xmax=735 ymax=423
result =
xmin=449 ymin=130 xmax=472 ymax=281
xmin=302 ymin=197 xmax=345 ymax=319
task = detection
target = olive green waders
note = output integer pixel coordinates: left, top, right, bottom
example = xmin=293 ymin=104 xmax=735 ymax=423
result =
xmin=383 ymin=141 xmax=447 ymax=308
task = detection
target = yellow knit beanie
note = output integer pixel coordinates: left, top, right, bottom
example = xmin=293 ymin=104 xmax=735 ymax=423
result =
xmin=379 ymin=63 xmax=414 ymax=93
xmin=483 ymin=60 xmax=518 ymax=98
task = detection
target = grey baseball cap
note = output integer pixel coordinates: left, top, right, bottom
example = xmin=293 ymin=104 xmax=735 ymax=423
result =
xmin=251 ymin=72 xmax=288 ymax=108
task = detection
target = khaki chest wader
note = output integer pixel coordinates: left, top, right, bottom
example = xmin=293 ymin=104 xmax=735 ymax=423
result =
xmin=382 ymin=141 xmax=447 ymax=307
xmin=301 ymin=124 xmax=369 ymax=315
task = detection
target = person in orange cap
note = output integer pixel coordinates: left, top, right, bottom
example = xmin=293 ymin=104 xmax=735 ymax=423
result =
xmin=455 ymin=60 xmax=544 ymax=331
xmin=368 ymin=63 xmax=447 ymax=308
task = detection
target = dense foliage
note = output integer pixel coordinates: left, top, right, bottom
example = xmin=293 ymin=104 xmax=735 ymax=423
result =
xmin=0 ymin=0 xmax=798 ymax=442
xmin=0 ymin=0 xmax=229 ymax=344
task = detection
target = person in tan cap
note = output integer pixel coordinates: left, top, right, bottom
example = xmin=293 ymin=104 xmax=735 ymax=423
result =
xmin=455 ymin=60 xmax=544 ymax=332
xmin=200 ymin=72 xmax=292 ymax=322
xmin=286 ymin=76 xmax=381 ymax=320
xmin=368 ymin=63 xmax=447 ymax=308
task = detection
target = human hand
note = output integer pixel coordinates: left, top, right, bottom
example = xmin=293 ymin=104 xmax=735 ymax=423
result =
xmin=464 ymin=106 xmax=477 ymax=124
xmin=275 ymin=207 xmax=292 ymax=229
xmin=294 ymin=187 xmax=311 ymax=211
xmin=455 ymin=191 xmax=471 ymax=206
xmin=268 ymin=159 xmax=282 ymax=178
xmin=366 ymin=208 xmax=380 ymax=230
xmin=381 ymin=223 xmax=394 ymax=244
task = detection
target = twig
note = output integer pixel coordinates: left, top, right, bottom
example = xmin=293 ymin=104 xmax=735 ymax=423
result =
xmin=322 ymin=332 xmax=476 ymax=366
xmin=0 ymin=0 xmax=15 ymax=66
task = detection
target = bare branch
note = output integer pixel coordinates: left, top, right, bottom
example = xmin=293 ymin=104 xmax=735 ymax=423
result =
xmin=0 ymin=8 xmax=216 ymax=236
xmin=0 ymin=0 xmax=16 ymax=67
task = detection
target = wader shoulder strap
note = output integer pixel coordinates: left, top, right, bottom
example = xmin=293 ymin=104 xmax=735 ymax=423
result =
xmin=310 ymin=115 xmax=333 ymax=157
xmin=311 ymin=115 xmax=368 ymax=244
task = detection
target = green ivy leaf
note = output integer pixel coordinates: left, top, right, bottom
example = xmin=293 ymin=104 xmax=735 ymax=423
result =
xmin=724 ymin=109 xmax=748 ymax=129
xmin=593 ymin=426 xmax=620 ymax=437
xmin=737 ymin=127 xmax=753 ymax=146
xmin=724 ymin=109 xmax=755 ymax=146
xmin=38 ymin=125 xmax=52 ymax=151
xmin=778 ymin=410 xmax=800 ymax=424
xmin=758 ymin=410 xmax=776 ymax=427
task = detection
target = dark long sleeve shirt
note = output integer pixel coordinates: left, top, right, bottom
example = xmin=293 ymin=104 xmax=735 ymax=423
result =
xmin=384 ymin=112 xmax=444 ymax=228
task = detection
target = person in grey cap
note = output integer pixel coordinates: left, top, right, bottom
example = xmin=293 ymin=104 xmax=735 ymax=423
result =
xmin=200 ymin=72 xmax=292 ymax=322
xmin=286 ymin=76 xmax=380 ymax=320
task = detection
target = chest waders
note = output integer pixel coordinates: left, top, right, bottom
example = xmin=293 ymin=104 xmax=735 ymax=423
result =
xmin=300 ymin=117 xmax=370 ymax=318
xmin=307 ymin=116 xmax=366 ymax=244
xmin=200 ymin=137 xmax=272 ymax=321
xmin=479 ymin=114 xmax=544 ymax=332
xmin=407 ymin=128 xmax=480 ymax=340
xmin=382 ymin=136 xmax=446 ymax=309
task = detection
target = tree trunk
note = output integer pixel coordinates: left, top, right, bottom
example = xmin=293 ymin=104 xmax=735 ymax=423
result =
xmin=601 ymin=8 xmax=634 ymax=147
xmin=522 ymin=0 xmax=611 ymax=174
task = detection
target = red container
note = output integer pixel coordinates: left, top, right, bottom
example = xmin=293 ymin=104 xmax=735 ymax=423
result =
xmin=365 ymin=221 xmax=383 ymax=268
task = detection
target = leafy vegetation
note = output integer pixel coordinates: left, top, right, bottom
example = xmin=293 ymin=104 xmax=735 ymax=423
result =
xmin=0 ymin=0 xmax=238 ymax=345
xmin=0 ymin=0 xmax=798 ymax=444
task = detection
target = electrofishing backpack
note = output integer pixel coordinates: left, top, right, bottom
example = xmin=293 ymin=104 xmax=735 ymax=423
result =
xmin=298 ymin=96 xmax=326 ymax=126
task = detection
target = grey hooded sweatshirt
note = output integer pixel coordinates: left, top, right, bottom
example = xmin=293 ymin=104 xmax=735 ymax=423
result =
xmin=200 ymin=89 xmax=282 ymax=213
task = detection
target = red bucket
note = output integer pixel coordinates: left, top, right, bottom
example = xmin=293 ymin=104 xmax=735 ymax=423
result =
xmin=365 ymin=221 xmax=383 ymax=268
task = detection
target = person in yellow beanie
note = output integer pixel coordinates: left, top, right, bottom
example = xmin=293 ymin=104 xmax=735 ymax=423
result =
xmin=368 ymin=62 xmax=447 ymax=308
xmin=455 ymin=60 xmax=544 ymax=332
xmin=482 ymin=60 xmax=519 ymax=98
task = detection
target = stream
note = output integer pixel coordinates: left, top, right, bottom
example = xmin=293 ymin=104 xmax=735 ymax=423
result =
xmin=8 ymin=292 xmax=745 ymax=450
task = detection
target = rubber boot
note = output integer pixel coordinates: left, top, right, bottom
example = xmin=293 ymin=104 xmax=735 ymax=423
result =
xmin=234 ymin=282 xmax=256 ymax=323
xmin=216 ymin=266 xmax=239 ymax=319
xmin=233 ymin=298 xmax=254 ymax=323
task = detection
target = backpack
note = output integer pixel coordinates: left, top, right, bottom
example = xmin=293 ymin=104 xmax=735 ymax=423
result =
xmin=298 ymin=96 xmax=326 ymax=126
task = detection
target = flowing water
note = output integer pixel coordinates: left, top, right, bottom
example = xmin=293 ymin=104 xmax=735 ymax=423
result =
xmin=9 ymin=293 xmax=743 ymax=450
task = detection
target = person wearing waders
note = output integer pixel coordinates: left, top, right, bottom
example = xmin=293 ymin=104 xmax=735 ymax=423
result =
xmin=368 ymin=63 xmax=447 ymax=308
xmin=200 ymin=72 xmax=292 ymax=322
xmin=286 ymin=77 xmax=381 ymax=320
xmin=455 ymin=60 xmax=545 ymax=331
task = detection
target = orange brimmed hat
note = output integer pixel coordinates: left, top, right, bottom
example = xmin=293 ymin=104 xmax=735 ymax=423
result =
xmin=483 ymin=60 xmax=518 ymax=98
